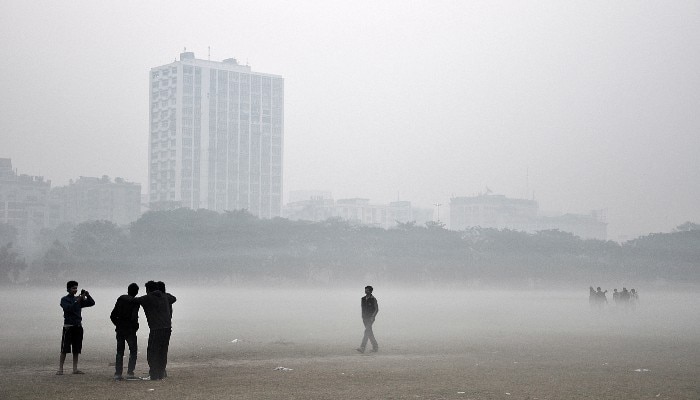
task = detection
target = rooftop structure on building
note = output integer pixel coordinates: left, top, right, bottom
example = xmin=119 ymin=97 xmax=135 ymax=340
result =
xmin=149 ymin=51 xmax=284 ymax=219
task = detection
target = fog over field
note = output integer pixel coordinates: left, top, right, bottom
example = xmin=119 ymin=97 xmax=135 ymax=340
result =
xmin=2 ymin=286 xmax=698 ymax=368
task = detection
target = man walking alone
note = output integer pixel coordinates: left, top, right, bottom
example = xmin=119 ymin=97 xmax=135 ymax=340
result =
xmin=357 ymin=285 xmax=379 ymax=353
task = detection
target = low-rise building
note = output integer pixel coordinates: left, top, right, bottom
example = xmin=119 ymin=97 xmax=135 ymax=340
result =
xmin=450 ymin=193 xmax=607 ymax=240
xmin=284 ymin=192 xmax=423 ymax=229
xmin=0 ymin=158 xmax=51 ymax=247
xmin=50 ymin=176 xmax=141 ymax=226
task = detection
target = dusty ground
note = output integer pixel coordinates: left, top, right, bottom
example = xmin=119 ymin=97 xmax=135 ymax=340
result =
xmin=1 ymin=287 xmax=698 ymax=399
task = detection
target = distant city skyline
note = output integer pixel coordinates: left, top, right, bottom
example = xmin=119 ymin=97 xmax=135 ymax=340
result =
xmin=2 ymin=1 xmax=699 ymax=240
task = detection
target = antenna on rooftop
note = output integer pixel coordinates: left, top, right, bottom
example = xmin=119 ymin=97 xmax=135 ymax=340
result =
xmin=433 ymin=203 xmax=442 ymax=223
xmin=208 ymin=46 xmax=211 ymax=60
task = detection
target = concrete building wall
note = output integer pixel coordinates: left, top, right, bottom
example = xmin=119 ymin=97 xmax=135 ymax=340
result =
xmin=0 ymin=158 xmax=51 ymax=247
xmin=149 ymin=52 xmax=283 ymax=218
xmin=50 ymin=176 xmax=141 ymax=226
xmin=450 ymin=193 xmax=607 ymax=240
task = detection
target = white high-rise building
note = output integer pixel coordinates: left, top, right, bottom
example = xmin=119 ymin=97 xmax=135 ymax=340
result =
xmin=149 ymin=52 xmax=284 ymax=218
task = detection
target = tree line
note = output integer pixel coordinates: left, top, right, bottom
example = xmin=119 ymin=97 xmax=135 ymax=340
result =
xmin=1 ymin=210 xmax=699 ymax=286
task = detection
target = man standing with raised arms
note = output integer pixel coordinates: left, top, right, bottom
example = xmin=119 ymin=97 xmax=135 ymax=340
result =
xmin=57 ymin=280 xmax=95 ymax=375
xmin=356 ymin=285 xmax=379 ymax=354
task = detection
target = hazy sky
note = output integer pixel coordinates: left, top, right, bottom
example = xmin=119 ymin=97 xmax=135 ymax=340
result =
xmin=1 ymin=0 xmax=698 ymax=240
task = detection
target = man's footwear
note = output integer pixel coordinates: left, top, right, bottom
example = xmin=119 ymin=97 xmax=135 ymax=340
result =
xmin=355 ymin=348 xmax=365 ymax=354
xmin=72 ymin=370 xmax=85 ymax=375
xmin=113 ymin=375 xmax=123 ymax=381
xmin=370 ymin=348 xmax=378 ymax=353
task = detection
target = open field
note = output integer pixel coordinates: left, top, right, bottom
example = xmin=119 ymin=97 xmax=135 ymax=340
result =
xmin=1 ymin=286 xmax=698 ymax=399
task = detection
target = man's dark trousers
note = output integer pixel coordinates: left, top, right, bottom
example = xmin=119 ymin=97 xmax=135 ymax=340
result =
xmin=115 ymin=331 xmax=137 ymax=376
xmin=147 ymin=328 xmax=171 ymax=379
xmin=361 ymin=318 xmax=378 ymax=351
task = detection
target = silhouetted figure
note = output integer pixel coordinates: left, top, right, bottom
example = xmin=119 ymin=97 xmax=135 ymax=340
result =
xmin=131 ymin=280 xmax=176 ymax=380
xmin=357 ymin=285 xmax=379 ymax=353
xmin=57 ymin=280 xmax=95 ymax=375
xmin=156 ymin=281 xmax=173 ymax=378
xmin=595 ymin=287 xmax=607 ymax=311
xmin=630 ymin=288 xmax=639 ymax=311
xmin=110 ymin=283 xmax=141 ymax=380
xmin=612 ymin=289 xmax=620 ymax=305
xmin=620 ymin=287 xmax=630 ymax=310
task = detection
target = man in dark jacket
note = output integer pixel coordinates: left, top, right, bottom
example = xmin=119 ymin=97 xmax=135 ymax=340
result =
xmin=57 ymin=280 xmax=95 ymax=375
xmin=110 ymin=283 xmax=140 ymax=380
xmin=356 ymin=285 xmax=379 ymax=353
xmin=131 ymin=280 xmax=176 ymax=380
xmin=157 ymin=281 xmax=172 ymax=378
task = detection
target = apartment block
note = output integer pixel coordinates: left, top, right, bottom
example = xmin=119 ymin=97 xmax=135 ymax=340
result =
xmin=149 ymin=52 xmax=284 ymax=218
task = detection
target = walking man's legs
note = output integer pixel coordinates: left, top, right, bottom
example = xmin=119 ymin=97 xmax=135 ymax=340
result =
xmin=360 ymin=318 xmax=378 ymax=352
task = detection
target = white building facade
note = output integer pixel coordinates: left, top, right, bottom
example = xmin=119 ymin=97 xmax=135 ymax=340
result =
xmin=0 ymin=158 xmax=50 ymax=247
xmin=149 ymin=52 xmax=284 ymax=218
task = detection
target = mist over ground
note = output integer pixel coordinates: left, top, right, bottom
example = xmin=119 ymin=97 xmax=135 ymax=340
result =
xmin=2 ymin=286 xmax=698 ymax=366
xmin=4 ymin=213 xmax=700 ymax=288
xmin=2 ymin=286 xmax=699 ymax=399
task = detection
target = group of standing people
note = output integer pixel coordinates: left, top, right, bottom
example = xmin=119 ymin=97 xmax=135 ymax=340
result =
xmin=59 ymin=281 xmax=379 ymax=379
xmin=589 ymin=286 xmax=639 ymax=311
xmin=58 ymin=280 xmax=176 ymax=381
xmin=612 ymin=287 xmax=639 ymax=310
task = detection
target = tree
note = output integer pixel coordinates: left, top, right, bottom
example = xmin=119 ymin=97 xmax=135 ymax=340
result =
xmin=0 ymin=242 xmax=27 ymax=284
xmin=675 ymin=221 xmax=700 ymax=232
xmin=41 ymin=240 xmax=73 ymax=281
xmin=0 ymin=223 xmax=18 ymax=247
xmin=71 ymin=220 xmax=125 ymax=257
xmin=425 ymin=220 xmax=446 ymax=230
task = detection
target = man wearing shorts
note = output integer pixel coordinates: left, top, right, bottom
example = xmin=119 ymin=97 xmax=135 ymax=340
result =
xmin=58 ymin=280 xmax=95 ymax=375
